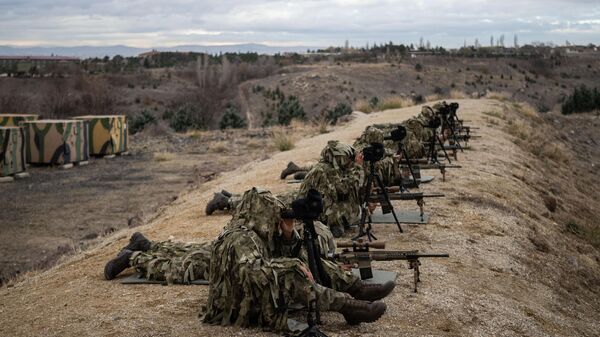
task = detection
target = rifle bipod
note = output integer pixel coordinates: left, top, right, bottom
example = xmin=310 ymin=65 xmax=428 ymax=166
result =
xmin=354 ymin=160 xmax=403 ymax=242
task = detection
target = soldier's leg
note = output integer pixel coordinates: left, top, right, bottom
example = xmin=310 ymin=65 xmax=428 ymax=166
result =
xmin=275 ymin=263 xmax=386 ymax=325
xmin=130 ymin=241 xmax=212 ymax=284
xmin=280 ymin=161 xmax=314 ymax=179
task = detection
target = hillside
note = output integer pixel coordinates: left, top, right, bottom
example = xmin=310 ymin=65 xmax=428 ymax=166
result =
xmin=1 ymin=99 xmax=599 ymax=337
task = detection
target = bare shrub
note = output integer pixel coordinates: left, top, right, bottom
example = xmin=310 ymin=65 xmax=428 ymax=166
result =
xmin=79 ymin=78 xmax=116 ymax=115
xmin=41 ymin=79 xmax=79 ymax=118
xmin=271 ymin=127 xmax=295 ymax=151
xmin=0 ymin=90 xmax=32 ymax=114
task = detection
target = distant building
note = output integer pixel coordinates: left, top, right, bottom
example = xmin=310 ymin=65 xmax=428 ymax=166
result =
xmin=0 ymin=55 xmax=80 ymax=75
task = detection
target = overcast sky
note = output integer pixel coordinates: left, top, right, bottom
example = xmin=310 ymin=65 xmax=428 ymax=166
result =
xmin=1 ymin=0 xmax=599 ymax=48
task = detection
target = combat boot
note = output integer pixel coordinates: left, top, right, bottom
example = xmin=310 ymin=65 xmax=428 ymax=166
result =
xmin=124 ymin=232 xmax=152 ymax=252
xmin=338 ymin=298 xmax=386 ymax=325
xmin=293 ymin=171 xmax=307 ymax=180
xmin=104 ymin=249 xmax=133 ymax=280
xmin=280 ymin=161 xmax=301 ymax=179
xmin=205 ymin=192 xmax=230 ymax=215
xmin=346 ymin=280 xmax=395 ymax=301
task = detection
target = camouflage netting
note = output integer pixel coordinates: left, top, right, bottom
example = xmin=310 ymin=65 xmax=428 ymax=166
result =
xmin=0 ymin=126 xmax=26 ymax=176
xmin=0 ymin=114 xmax=38 ymax=127
xmin=23 ymin=120 xmax=89 ymax=165
xmin=73 ymin=115 xmax=128 ymax=155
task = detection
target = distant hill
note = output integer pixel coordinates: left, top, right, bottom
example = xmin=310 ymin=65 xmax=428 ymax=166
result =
xmin=0 ymin=43 xmax=317 ymax=58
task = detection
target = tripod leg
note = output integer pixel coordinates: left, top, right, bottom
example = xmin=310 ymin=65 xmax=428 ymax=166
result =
xmin=437 ymin=135 xmax=451 ymax=164
xmin=374 ymin=173 xmax=403 ymax=233
xmin=366 ymin=214 xmax=377 ymax=241
xmin=402 ymin=148 xmax=419 ymax=187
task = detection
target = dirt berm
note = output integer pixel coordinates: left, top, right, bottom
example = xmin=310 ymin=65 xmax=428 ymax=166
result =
xmin=1 ymin=99 xmax=598 ymax=337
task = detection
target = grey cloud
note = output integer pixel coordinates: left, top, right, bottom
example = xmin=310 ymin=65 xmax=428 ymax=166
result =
xmin=0 ymin=0 xmax=598 ymax=47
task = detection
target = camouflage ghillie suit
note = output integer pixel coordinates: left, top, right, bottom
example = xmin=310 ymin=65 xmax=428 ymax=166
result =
xmin=130 ymin=241 xmax=212 ymax=284
xmin=201 ymin=188 xmax=357 ymax=332
xmin=353 ymin=126 xmax=402 ymax=186
xmin=131 ymin=192 xmax=342 ymax=286
xmin=298 ymin=141 xmax=363 ymax=236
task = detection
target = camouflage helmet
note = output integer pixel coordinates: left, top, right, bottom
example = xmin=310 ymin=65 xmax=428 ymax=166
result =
xmin=229 ymin=187 xmax=286 ymax=249
xmin=363 ymin=126 xmax=384 ymax=144
xmin=421 ymin=106 xmax=435 ymax=119
xmin=320 ymin=140 xmax=355 ymax=169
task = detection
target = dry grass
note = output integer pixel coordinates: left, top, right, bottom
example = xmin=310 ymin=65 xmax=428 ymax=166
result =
xmin=486 ymin=91 xmax=511 ymax=101
xmin=245 ymin=139 xmax=264 ymax=149
xmin=209 ymin=141 xmax=229 ymax=153
xmin=188 ymin=130 xmax=204 ymax=139
xmin=354 ymin=96 xmax=414 ymax=113
xmin=513 ymin=102 xmax=541 ymax=121
xmin=271 ymin=127 xmax=295 ymax=151
xmin=153 ymin=151 xmax=175 ymax=162
xmin=377 ymin=95 xmax=414 ymax=110
xmin=425 ymin=94 xmax=442 ymax=102
xmin=482 ymin=110 xmax=504 ymax=119
xmin=312 ymin=114 xmax=331 ymax=134
xmin=289 ymin=118 xmax=310 ymax=131
xmin=449 ymin=90 xmax=468 ymax=99
xmin=353 ymin=99 xmax=373 ymax=113
xmin=505 ymin=104 xmax=569 ymax=163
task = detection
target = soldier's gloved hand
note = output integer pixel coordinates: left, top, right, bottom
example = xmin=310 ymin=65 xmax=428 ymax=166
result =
xmin=299 ymin=265 xmax=314 ymax=283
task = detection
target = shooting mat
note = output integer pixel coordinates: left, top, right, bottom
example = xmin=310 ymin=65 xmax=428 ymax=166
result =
xmin=370 ymin=209 xmax=430 ymax=224
xmin=120 ymin=274 xmax=209 ymax=285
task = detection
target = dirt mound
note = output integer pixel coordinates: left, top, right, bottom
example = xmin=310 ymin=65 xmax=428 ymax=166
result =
xmin=1 ymin=99 xmax=598 ymax=337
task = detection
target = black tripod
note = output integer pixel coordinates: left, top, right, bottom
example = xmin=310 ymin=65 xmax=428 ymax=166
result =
xmin=425 ymin=118 xmax=452 ymax=165
xmin=397 ymin=141 xmax=419 ymax=188
xmin=441 ymin=113 xmax=465 ymax=153
xmin=354 ymin=159 xmax=403 ymax=241
xmin=296 ymin=218 xmax=330 ymax=337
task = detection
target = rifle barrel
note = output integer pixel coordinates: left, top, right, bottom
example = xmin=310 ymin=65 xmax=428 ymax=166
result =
xmin=379 ymin=192 xmax=445 ymax=201
xmin=335 ymin=251 xmax=450 ymax=261
xmin=401 ymin=164 xmax=462 ymax=169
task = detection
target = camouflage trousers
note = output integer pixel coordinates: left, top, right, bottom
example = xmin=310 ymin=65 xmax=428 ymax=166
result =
xmin=228 ymin=191 xmax=298 ymax=211
xmin=129 ymin=240 xmax=357 ymax=292
xmin=130 ymin=241 xmax=212 ymax=284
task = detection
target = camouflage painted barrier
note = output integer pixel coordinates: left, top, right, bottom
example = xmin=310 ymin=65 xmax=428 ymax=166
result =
xmin=23 ymin=120 xmax=89 ymax=165
xmin=0 ymin=127 xmax=26 ymax=176
xmin=73 ymin=115 xmax=128 ymax=155
xmin=0 ymin=114 xmax=39 ymax=126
